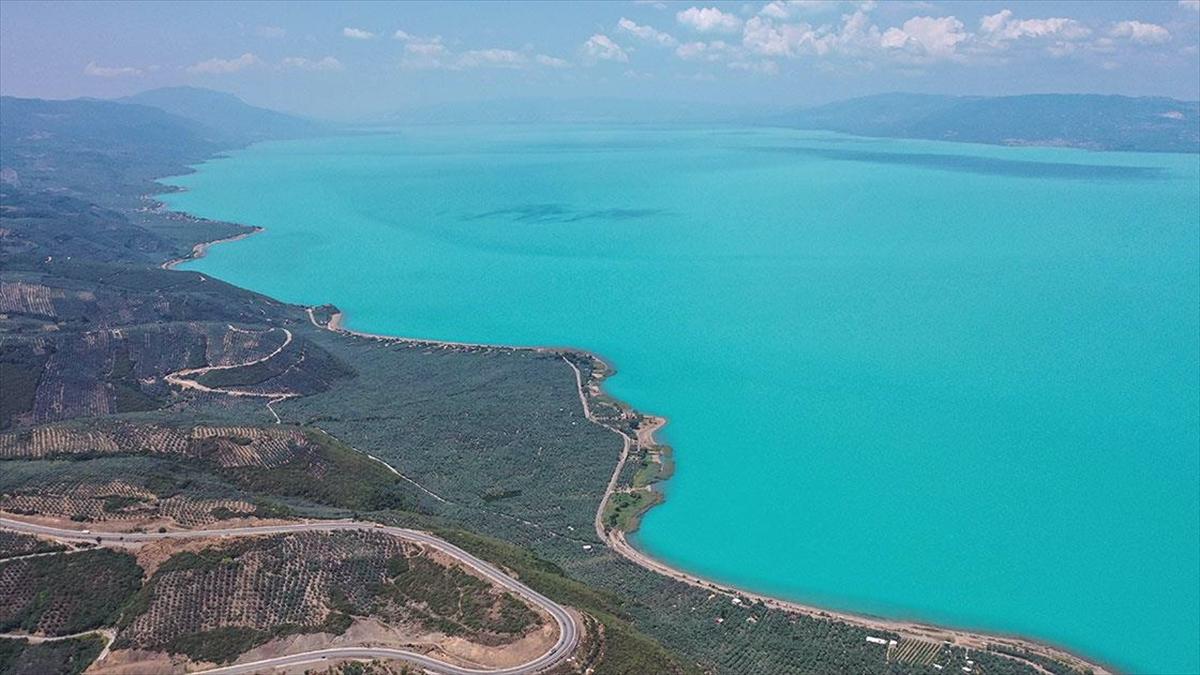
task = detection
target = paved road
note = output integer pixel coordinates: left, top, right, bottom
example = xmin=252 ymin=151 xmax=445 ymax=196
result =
xmin=0 ymin=517 xmax=580 ymax=675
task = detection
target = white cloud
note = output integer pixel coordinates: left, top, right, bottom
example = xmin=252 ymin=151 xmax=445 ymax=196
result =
xmin=675 ymin=40 xmax=733 ymax=61
xmin=1109 ymin=20 xmax=1170 ymax=44
xmin=979 ymin=10 xmax=1090 ymax=42
xmin=677 ymin=7 xmax=743 ymax=33
xmin=186 ymin=53 xmax=261 ymax=74
xmin=394 ymin=29 xmax=436 ymax=42
xmin=880 ymin=16 xmax=968 ymax=60
xmin=406 ymin=41 xmax=447 ymax=56
xmin=457 ymin=49 xmax=527 ymax=68
xmin=256 ymin=25 xmax=286 ymax=39
xmin=400 ymin=39 xmax=451 ymax=69
xmin=343 ymin=27 xmax=376 ymax=40
xmin=280 ymin=56 xmax=344 ymax=72
xmin=582 ymin=34 xmax=629 ymax=63
xmin=740 ymin=7 xmax=881 ymax=59
xmin=1180 ymin=0 xmax=1200 ymax=11
xmin=742 ymin=16 xmax=808 ymax=56
xmin=535 ymin=54 xmax=572 ymax=68
xmin=618 ymin=17 xmax=678 ymax=46
xmin=84 ymin=61 xmax=143 ymax=77
xmin=760 ymin=1 xmax=843 ymax=20
xmin=400 ymin=41 xmax=570 ymax=71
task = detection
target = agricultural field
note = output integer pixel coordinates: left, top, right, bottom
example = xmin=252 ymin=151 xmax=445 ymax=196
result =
xmin=115 ymin=530 xmax=544 ymax=665
xmin=278 ymin=330 xmax=621 ymax=540
xmin=0 ymin=421 xmax=424 ymax=525
xmin=0 ymin=548 xmax=142 ymax=636
xmin=0 ymin=531 xmax=63 ymax=559
xmin=0 ymin=635 xmax=106 ymax=675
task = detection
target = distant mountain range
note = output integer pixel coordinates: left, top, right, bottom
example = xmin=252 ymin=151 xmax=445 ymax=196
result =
xmin=768 ymin=93 xmax=1199 ymax=153
xmin=2 ymin=88 xmax=1195 ymax=156
xmin=120 ymin=87 xmax=327 ymax=145
xmin=385 ymin=92 xmax=1198 ymax=152
xmin=0 ymin=88 xmax=327 ymax=201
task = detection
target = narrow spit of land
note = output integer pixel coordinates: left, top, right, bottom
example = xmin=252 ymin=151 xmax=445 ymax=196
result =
xmin=0 ymin=517 xmax=581 ymax=675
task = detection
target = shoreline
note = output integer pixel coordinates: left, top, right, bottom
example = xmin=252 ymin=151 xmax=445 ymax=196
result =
xmin=160 ymin=226 xmax=264 ymax=271
xmin=162 ymin=195 xmax=1117 ymax=675
xmin=312 ymin=307 xmax=1114 ymax=675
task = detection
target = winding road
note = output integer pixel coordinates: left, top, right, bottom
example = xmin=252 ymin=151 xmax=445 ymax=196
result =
xmin=163 ymin=326 xmax=299 ymax=400
xmin=0 ymin=517 xmax=580 ymax=675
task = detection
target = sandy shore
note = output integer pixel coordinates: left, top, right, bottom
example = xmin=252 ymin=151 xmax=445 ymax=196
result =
xmin=160 ymin=227 xmax=263 ymax=271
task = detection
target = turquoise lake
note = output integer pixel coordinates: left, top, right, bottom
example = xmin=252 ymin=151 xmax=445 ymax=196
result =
xmin=161 ymin=126 xmax=1200 ymax=674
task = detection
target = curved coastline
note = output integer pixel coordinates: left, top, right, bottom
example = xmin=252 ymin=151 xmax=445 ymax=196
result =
xmin=154 ymin=180 xmax=1117 ymax=675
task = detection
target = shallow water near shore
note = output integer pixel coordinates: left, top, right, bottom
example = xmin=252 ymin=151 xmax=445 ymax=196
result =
xmin=162 ymin=126 xmax=1200 ymax=673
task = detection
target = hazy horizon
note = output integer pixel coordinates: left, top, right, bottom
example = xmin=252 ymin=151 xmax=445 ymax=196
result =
xmin=3 ymin=1 xmax=1199 ymax=121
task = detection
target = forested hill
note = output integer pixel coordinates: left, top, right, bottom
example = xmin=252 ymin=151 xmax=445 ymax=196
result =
xmin=770 ymin=93 xmax=1200 ymax=153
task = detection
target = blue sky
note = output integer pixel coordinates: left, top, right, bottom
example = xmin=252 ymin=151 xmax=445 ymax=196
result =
xmin=2 ymin=1 xmax=1197 ymax=119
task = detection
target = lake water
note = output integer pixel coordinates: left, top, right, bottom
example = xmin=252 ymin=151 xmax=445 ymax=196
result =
xmin=161 ymin=126 xmax=1200 ymax=673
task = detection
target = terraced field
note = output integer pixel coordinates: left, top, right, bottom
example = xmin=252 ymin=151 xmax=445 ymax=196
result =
xmin=0 ymin=634 xmax=107 ymax=675
xmin=117 ymin=530 xmax=544 ymax=664
xmin=0 ymin=530 xmax=64 ymax=559
xmin=0 ymin=548 xmax=142 ymax=636
xmin=0 ymin=421 xmax=308 ymax=464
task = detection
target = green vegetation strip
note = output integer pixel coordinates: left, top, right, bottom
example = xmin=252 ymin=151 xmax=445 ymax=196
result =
xmin=0 ymin=549 xmax=142 ymax=636
xmin=0 ymin=635 xmax=106 ymax=675
xmin=433 ymin=527 xmax=701 ymax=675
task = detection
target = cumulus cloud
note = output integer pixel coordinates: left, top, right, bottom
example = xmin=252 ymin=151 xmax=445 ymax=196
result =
xmin=979 ymin=10 xmax=1090 ymax=42
xmin=674 ymin=3 xmax=1179 ymax=74
xmin=401 ymin=41 xmax=571 ymax=71
xmin=740 ymin=7 xmax=881 ymax=59
xmin=400 ymin=39 xmax=451 ymax=69
xmin=676 ymin=40 xmax=733 ymax=61
xmin=880 ymin=16 xmax=968 ymax=60
xmin=343 ymin=27 xmax=376 ymax=40
xmin=618 ymin=17 xmax=678 ymax=46
xmin=84 ymin=61 xmax=143 ymax=77
xmin=582 ymin=34 xmax=629 ymax=63
xmin=677 ymin=7 xmax=742 ymax=33
xmin=1109 ymin=20 xmax=1170 ymax=44
xmin=280 ymin=56 xmax=344 ymax=72
xmin=457 ymin=49 xmax=527 ymax=68
xmin=186 ymin=53 xmax=261 ymax=74
xmin=760 ymin=1 xmax=844 ymax=20
xmin=393 ymin=29 xmax=437 ymax=42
